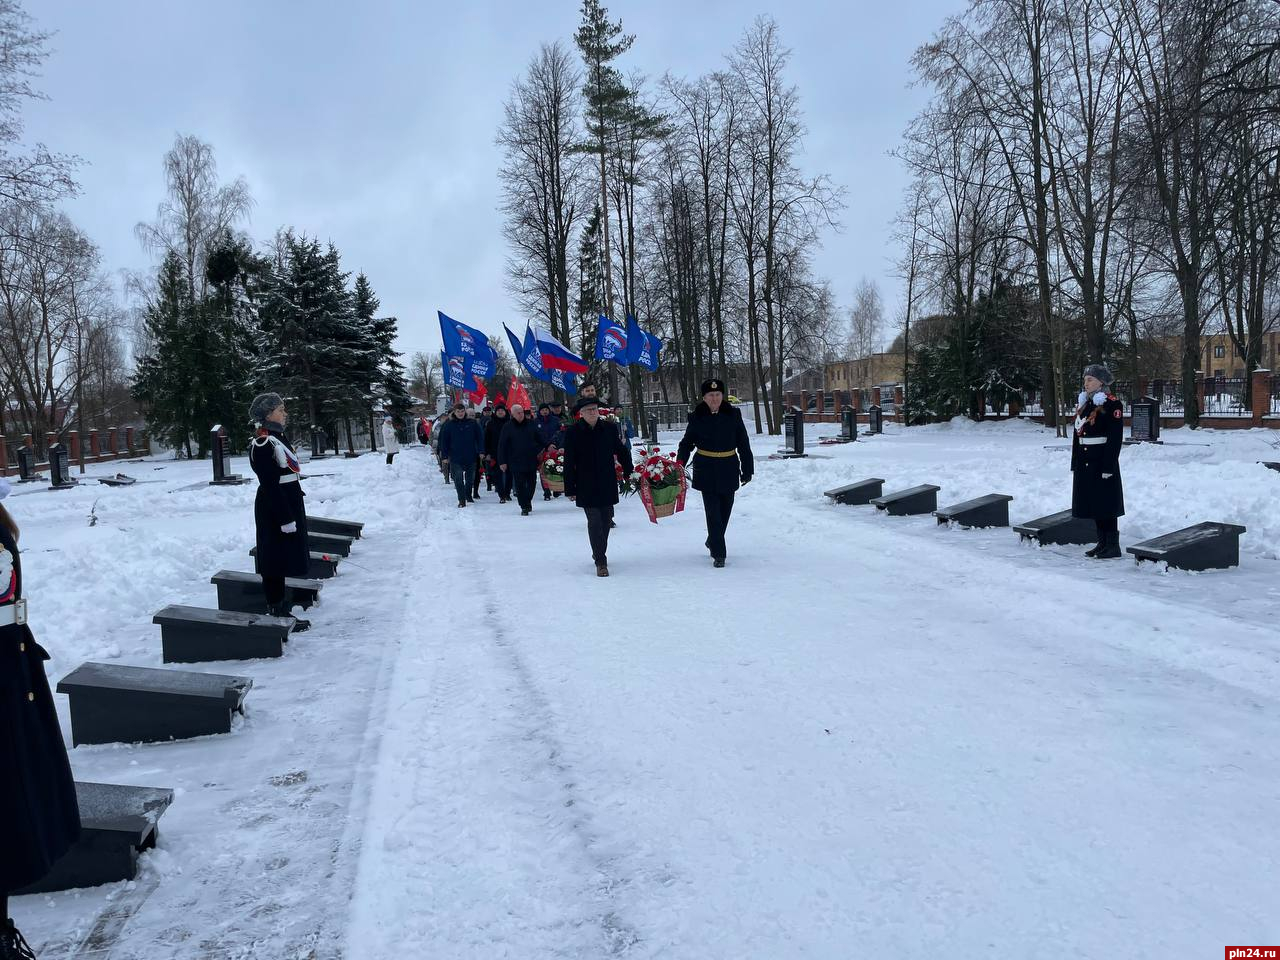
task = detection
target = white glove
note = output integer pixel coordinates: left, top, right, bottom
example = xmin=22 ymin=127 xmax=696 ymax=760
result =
xmin=281 ymin=522 xmax=297 ymax=533
xmin=1092 ymin=391 xmax=1107 ymax=405
xmin=1101 ymin=473 xmax=1113 ymax=479
xmin=1077 ymin=391 xmax=1088 ymax=406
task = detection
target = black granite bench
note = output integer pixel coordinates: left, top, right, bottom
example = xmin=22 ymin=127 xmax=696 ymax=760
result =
xmin=309 ymin=516 xmax=364 ymax=539
xmin=824 ymin=478 xmax=885 ymax=505
xmin=250 ymin=547 xmax=339 ymax=580
xmin=153 ymin=605 xmax=293 ymax=663
xmin=308 ymin=530 xmax=353 ymax=557
xmin=935 ymin=493 xmax=1014 ymax=528
xmin=211 ymin=570 xmax=322 ymax=614
xmin=870 ymin=484 xmax=940 ymax=516
xmin=1013 ymin=510 xmax=1097 ymax=546
xmin=14 ymin=781 xmax=175 ymax=894
xmin=57 ymin=662 xmax=252 ymax=746
xmin=1126 ymin=522 xmax=1247 ymax=571
xmin=1261 ymin=462 xmax=1280 ymax=473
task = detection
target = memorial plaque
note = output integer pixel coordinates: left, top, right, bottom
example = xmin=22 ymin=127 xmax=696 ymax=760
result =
xmin=310 ymin=428 xmax=329 ymax=460
xmin=648 ymin=414 xmax=659 ymax=445
xmin=780 ymin=408 xmax=805 ymax=457
xmin=209 ymin=425 xmax=248 ymax=485
xmin=1129 ymin=396 xmax=1160 ymax=443
xmin=868 ymin=404 xmax=883 ymax=435
xmin=841 ymin=406 xmax=857 ymax=442
xmin=48 ymin=442 xmax=76 ymax=489
xmin=16 ymin=445 xmax=42 ymax=482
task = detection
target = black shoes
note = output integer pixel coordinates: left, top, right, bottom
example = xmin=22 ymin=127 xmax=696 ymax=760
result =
xmin=544 ymin=491 xmax=552 ymax=501
xmin=521 ymin=508 xmax=531 ymax=516
xmin=713 ymin=558 xmax=726 ymax=568
xmin=1093 ymin=531 xmax=1122 ymax=559
xmin=457 ymin=501 xmax=466 ymax=508
xmin=596 ymin=564 xmax=609 ymax=577
xmin=1 ymin=920 xmax=37 ymax=960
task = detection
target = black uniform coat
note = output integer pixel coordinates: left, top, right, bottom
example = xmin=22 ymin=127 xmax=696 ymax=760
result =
xmin=677 ymin=402 xmax=755 ymax=494
xmin=484 ymin=412 xmax=509 ymax=463
xmin=563 ymin=418 xmax=634 ymax=509
xmin=249 ymin=425 xmax=310 ymax=578
xmin=1070 ymin=393 xmax=1125 ymax=520
xmin=0 ymin=522 xmax=80 ymax=893
xmin=497 ymin=416 xmax=543 ymax=473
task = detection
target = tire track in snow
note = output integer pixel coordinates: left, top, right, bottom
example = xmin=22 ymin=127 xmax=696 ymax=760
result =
xmin=344 ymin=480 xmax=646 ymax=958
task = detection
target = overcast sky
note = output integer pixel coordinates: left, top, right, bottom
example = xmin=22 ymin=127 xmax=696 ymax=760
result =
xmin=25 ymin=0 xmax=963 ymax=361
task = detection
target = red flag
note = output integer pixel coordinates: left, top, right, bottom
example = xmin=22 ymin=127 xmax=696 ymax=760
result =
xmin=467 ymin=376 xmax=487 ymax=407
xmin=507 ymin=378 xmax=532 ymax=413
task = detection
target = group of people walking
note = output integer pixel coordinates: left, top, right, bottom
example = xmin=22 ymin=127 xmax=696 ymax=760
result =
xmin=428 ymin=379 xmax=753 ymax=576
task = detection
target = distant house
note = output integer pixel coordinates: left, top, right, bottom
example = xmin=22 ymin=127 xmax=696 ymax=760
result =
xmin=780 ymin=366 xmax=824 ymax=395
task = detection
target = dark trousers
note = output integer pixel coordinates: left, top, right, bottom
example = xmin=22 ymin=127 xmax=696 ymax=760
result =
xmin=385 ymin=452 xmax=396 ymax=465
xmin=1095 ymin=516 xmax=1118 ymax=536
xmin=262 ymin=575 xmax=287 ymax=608
xmin=701 ymin=490 xmax=736 ymax=561
xmin=450 ymin=461 xmax=475 ymax=504
xmin=495 ymin=467 xmax=513 ymax=500
xmin=584 ymin=506 xmax=614 ymax=564
xmin=473 ymin=459 xmax=484 ymax=497
xmin=513 ymin=470 xmax=537 ymax=510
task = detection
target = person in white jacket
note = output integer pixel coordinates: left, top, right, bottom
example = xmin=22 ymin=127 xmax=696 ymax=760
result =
xmin=381 ymin=416 xmax=401 ymax=465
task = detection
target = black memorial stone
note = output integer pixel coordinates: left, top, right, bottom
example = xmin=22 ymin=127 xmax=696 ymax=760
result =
xmin=840 ymin=407 xmax=858 ymax=442
xmin=870 ymin=483 xmax=940 ymax=516
xmin=1127 ymin=396 xmax=1161 ymax=444
xmin=47 ymin=441 xmax=77 ymax=489
xmin=309 ymin=428 xmax=329 ymax=460
xmin=1013 ymin=509 xmax=1098 ymax=546
xmin=935 ymin=493 xmax=1014 ymax=528
xmin=647 ymin=414 xmax=659 ymax=445
xmin=16 ymin=444 xmax=43 ymax=483
xmin=209 ymin=425 xmax=249 ymax=485
xmin=1126 ymin=521 xmax=1247 ymax=571
xmin=153 ymin=605 xmax=293 ymax=663
xmin=250 ymin=547 xmax=340 ymax=580
xmin=824 ymin=478 xmax=885 ymax=505
xmin=211 ymin=569 xmax=322 ymax=614
xmin=308 ymin=516 xmax=364 ymax=539
xmin=307 ymin=531 xmax=353 ymax=557
xmin=779 ymin=408 xmax=806 ymax=458
xmin=867 ymin=405 xmax=883 ymax=435
xmin=14 ymin=781 xmax=174 ymax=894
xmin=57 ymin=662 xmax=252 ymax=746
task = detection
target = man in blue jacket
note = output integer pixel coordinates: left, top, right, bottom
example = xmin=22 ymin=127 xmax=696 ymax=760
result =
xmin=438 ymin=402 xmax=485 ymax=508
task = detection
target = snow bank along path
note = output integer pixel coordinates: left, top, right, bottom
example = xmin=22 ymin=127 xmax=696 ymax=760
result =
xmin=13 ymin=419 xmax=1280 ymax=958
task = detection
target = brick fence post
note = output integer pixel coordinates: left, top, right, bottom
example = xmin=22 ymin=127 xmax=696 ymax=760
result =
xmin=1251 ymin=369 xmax=1271 ymax=427
xmin=69 ymin=430 xmax=80 ymax=462
xmin=125 ymin=426 xmax=136 ymax=454
xmin=89 ymin=429 xmax=100 ymax=458
xmin=106 ymin=426 xmax=118 ymax=460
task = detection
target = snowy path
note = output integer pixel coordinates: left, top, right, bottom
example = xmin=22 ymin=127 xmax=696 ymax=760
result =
xmin=343 ymin=444 xmax=1279 ymax=958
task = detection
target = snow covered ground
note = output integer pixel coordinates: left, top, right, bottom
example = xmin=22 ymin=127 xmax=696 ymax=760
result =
xmin=10 ymin=418 xmax=1280 ymax=959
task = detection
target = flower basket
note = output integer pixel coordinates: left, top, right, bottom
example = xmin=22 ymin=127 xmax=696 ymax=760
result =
xmin=541 ymin=467 xmax=565 ymax=493
xmin=633 ymin=445 xmax=688 ymax=524
xmin=538 ymin=446 xmax=566 ymax=493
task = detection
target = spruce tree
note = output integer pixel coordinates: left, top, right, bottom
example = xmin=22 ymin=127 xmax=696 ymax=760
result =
xmin=132 ymin=252 xmax=200 ymax=457
xmin=354 ymin=272 xmax=413 ymax=425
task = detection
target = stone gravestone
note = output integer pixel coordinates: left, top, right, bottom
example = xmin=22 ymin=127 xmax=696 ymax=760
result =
xmin=47 ymin=442 xmax=76 ymax=489
xmin=309 ymin=428 xmax=329 ymax=460
xmin=209 ymin=426 xmax=248 ymax=486
xmin=868 ymin=404 xmax=883 ymax=435
xmin=16 ymin=445 xmax=43 ymax=483
xmin=841 ymin=406 xmax=857 ymax=442
xmin=779 ymin=408 xmax=806 ymax=458
xmin=1128 ymin=396 xmax=1161 ymax=444
xmin=647 ymin=414 xmax=659 ymax=446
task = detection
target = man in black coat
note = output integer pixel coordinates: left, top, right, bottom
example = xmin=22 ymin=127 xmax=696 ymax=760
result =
xmin=438 ymin=403 xmax=485 ymax=507
xmin=1071 ymin=363 xmax=1126 ymax=558
xmin=563 ymin=396 xmax=634 ymax=576
xmin=0 ymin=483 xmax=80 ymax=959
xmin=498 ymin=404 xmax=544 ymax=515
xmin=677 ymin=378 xmax=754 ymax=567
xmin=484 ymin=403 xmax=512 ymax=502
xmin=248 ymin=392 xmax=311 ymax=630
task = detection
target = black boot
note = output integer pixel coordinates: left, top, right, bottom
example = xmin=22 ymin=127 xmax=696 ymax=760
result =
xmin=1094 ymin=531 xmax=1122 ymax=560
xmin=1 ymin=919 xmax=38 ymax=960
xmin=543 ymin=490 xmax=552 ymax=501
xmin=270 ymin=601 xmax=310 ymax=633
xmin=1084 ymin=541 xmax=1103 ymax=558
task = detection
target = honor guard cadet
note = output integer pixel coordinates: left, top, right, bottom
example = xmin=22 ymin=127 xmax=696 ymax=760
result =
xmin=677 ymin=378 xmax=755 ymax=567
xmin=0 ymin=478 xmax=81 ymax=959
xmin=1070 ymin=364 xmax=1125 ymax=559
xmin=248 ymin=392 xmax=312 ymax=628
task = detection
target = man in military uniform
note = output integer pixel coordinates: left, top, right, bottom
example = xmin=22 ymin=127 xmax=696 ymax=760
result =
xmin=1071 ymin=363 xmax=1125 ymax=559
xmin=677 ymin=379 xmax=754 ymax=567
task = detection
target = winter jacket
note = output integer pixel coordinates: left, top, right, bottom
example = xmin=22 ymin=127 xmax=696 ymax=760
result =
xmin=438 ymin=415 xmax=484 ymax=465
xmin=536 ymin=413 xmax=565 ymax=448
xmin=381 ymin=421 xmax=401 ymax=455
xmin=498 ymin=416 xmax=544 ymax=473
xmin=563 ymin=417 xmax=633 ymax=509
xmin=249 ymin=424 xmax=311 ymax=578
xmin=484 ymin=412 xmax=510 ymax=460
xmin=1070 ymin=392 xmax=1125 ymax=520
xmin=677 ymin=402 xmax=754 ymax=494
xmin=0 ymin=521 xmax=80 ymax=893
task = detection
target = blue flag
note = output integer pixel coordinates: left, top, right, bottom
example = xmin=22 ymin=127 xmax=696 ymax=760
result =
xmin=594 ymin=315 xmax=630 ymax=366
xmin=442 ymin=350 xmax=467 ymax=389
xmin=549 ymin=367 xmax=578 ymax=395
xmin=439 ymin=311 xmax=495 ymax=379
xmin=626 ymin=315 xmax=662 ymax=372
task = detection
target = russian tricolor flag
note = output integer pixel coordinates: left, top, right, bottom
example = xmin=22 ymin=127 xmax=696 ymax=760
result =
xmin=530 ymin=325 xmax=589 ymax=375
